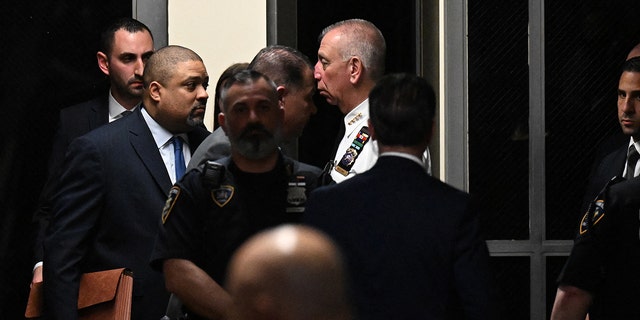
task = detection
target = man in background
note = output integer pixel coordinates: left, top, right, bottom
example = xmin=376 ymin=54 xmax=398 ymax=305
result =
xmin=551 ymin=56 xmax=640 ymax=319
xmin=31 ymin=17 xmax=154 ymax=284
xmin=188 ymin=45 xmax=316 ymax=169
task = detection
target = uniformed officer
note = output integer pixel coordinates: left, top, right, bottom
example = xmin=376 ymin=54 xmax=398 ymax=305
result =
xmin=150 ymin=70 xmax=322 ymax=320
xmin=551 ymin=176 xmax=640 ymax=319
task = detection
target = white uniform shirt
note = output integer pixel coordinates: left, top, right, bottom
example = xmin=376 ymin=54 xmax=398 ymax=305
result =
xmin=330 ymin=99 xmax=379 ymax=183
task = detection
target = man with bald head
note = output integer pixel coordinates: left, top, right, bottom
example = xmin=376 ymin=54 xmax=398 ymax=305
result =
xmin=151 ymin=70 xmax=322 ymax=320
xmin=43 ymin=45 xmax=210 ymax=319
xmin=226 ymin=224 xmax=353 ymax=320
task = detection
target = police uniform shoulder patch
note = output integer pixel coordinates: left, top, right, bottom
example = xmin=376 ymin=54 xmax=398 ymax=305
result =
xmin=212 ymin=185 xmax=234 ymax=207
xmin=579 ymin=199 xmax=605 ymax=235
xmin=162 ymin=186 xmax=181 ymax=224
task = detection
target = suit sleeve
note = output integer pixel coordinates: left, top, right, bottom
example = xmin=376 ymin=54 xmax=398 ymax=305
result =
xmin=453 ymin=200 xmax=500 ymax=319
xmin=32 ymin=113 xmax=75 ymax=263
xmin=43 ymin=136 xmax=105 ymax=320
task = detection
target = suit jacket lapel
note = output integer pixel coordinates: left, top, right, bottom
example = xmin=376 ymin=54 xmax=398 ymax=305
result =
xmin=128 ymin=109 xmax=173 ymax=193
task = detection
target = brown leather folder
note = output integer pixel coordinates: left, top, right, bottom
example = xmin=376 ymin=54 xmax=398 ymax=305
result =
xmin=25 ymin=268 xmax=133 ymax=320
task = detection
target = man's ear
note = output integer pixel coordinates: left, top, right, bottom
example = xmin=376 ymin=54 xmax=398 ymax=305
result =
xmin=348 ymin=56 xmax=363 ymax=85
xmin=368 ymin=119 xmax=377 ymax=141
xmin=218 ymin=112 xmax=228 ymax=134
xmin=149 ymin=81 xmax=162 ymax=102
xmin=97 ymin=52 xmax=109 ymax=76
xmin=276 ymin=85 xmax=287 ymax=108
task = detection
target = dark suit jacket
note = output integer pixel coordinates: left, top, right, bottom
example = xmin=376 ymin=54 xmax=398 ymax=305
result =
xmin=33 ymin=96 xmax=110 ymax=262
xmin=304 ymin=156 xmax=496 ymax=320
xmin=43 ymin=107 xmax=209 ymax=319
xmin=581 ymin=143 xmax=627 ymax=213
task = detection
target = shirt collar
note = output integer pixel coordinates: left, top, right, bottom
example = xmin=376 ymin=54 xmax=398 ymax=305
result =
xmin=141 ymin=107 xmax=174 ymax=149
xmin=343 ymin=99 xmax=370 ymax=127
xmin=379 ymin=151 xmax=424 ymax=167
xmin=108 ymin=90 xmax=138 ymax=122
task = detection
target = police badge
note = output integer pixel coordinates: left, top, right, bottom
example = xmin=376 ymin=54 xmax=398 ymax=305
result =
xmin=287 ymin=176 xmax=307 ymax=213
xmin=212 ymin=185 xmax=234 ymax=207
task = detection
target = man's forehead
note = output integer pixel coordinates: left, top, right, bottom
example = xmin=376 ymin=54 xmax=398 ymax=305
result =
xmin=112 ymin=30 xmax=153 ymax=52
xmin=226 ymin=84 xmax=277 ymax=104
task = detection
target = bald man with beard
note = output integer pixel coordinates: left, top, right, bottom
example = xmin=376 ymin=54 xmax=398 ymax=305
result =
xmin=226 ymin=225 xmax=353 ymax=320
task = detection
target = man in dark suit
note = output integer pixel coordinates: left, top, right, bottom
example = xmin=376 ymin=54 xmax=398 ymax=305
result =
xmin=43 ymin=45 xmax=210 ymax=319
xmin=579 ymin=50 xmax=640 ymax=214
xmin=304 ymin=73 xmax=497 ymax=319
xmin=551 ymin=57 xmax=640 ymax=319
xmin=31 ymin=17 xmax=154 ymax=284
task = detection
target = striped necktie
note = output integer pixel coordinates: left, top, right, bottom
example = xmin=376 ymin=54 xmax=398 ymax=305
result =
xmin=626 ymin=145 xmax=639 ymax=180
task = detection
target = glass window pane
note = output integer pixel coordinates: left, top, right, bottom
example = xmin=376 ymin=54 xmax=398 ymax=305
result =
xmin=491 ymin=256 xmax=530 ymax=319
xmin=544 ymin=0 xmax=640 ymax=239
xmin=468 ymin=0 xmax=529 ymax=240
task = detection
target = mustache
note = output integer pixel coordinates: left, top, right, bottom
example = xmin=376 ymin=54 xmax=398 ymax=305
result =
xmin=239 ymin=123 xmax=272 ymax=139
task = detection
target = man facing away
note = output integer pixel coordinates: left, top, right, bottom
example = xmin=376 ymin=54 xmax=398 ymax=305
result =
xmin=43 ymin=45 xmax=210 ymax=319
xmin=151 ymin=70 xmax=322 ymax=320
xmin=304 ymin=73 xmax=497 ymax=319
xmin=31 ymin=17 xmax=154 ymax=285
xmin=226 ymin=224 xmax=353 ymax=320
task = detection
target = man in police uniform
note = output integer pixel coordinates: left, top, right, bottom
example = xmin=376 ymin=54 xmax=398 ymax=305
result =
xmin=151 ymin=70 xmax=322 ymax=320
xmin=551 ymin=176 xmax=640 ymax=319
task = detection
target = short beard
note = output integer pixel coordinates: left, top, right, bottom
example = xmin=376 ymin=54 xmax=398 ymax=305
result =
xmin=232 ymin=124 xmax=280 ymax=159
xmin=186 ymin=114 xmax=204 ymax=127
xmin=186 ymin=106 xmax=205 ymax=127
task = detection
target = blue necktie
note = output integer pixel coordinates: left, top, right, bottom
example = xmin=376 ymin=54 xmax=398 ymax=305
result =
xmin=173 ymin=137 xmax=186 ymax=181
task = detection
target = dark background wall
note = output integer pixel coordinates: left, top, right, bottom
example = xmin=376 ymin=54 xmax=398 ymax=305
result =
xmin=0 ymin=1 xmax=130 ymax=318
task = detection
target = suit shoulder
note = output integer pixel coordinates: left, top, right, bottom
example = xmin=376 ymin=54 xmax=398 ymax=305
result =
xmin=59 ymin=96 xmax=107 ymax=118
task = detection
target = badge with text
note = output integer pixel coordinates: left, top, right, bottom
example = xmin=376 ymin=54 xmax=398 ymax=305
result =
xmin=162 ymin=186 xmax=181 ymax=224
xmin=211 ymin=185 xmax=234 ymax=207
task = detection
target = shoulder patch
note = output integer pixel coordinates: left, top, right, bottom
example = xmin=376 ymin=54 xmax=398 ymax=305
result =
xmin=162 ymin=186 xmax=181 ymax=224
xmin=211 ymin=185 xmax=234 ymax=207
xmin=579 ymin=199 xmax=605 ymax=235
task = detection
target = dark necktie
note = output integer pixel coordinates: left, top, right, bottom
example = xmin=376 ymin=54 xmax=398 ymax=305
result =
xmin=173 ymin=137 xmax=186 ymax=181
xmin=626 ymin=145 xmax=639 ymax=179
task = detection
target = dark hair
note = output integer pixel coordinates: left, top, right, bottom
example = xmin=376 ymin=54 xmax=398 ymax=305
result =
xmin=213 ymin=62 xmax=250 ymax=129
xmin=99 ymin=17 xmax=153 ymax=57
xmin=219 ymin=70 xmax=278 ymax=112
xmin=248 ymin=45 xmax=313 ymax=91
xmin=368 ymin=73 xmax=436 ymax=146
xmin=621 ymin=56 xmax=640 ymax=74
